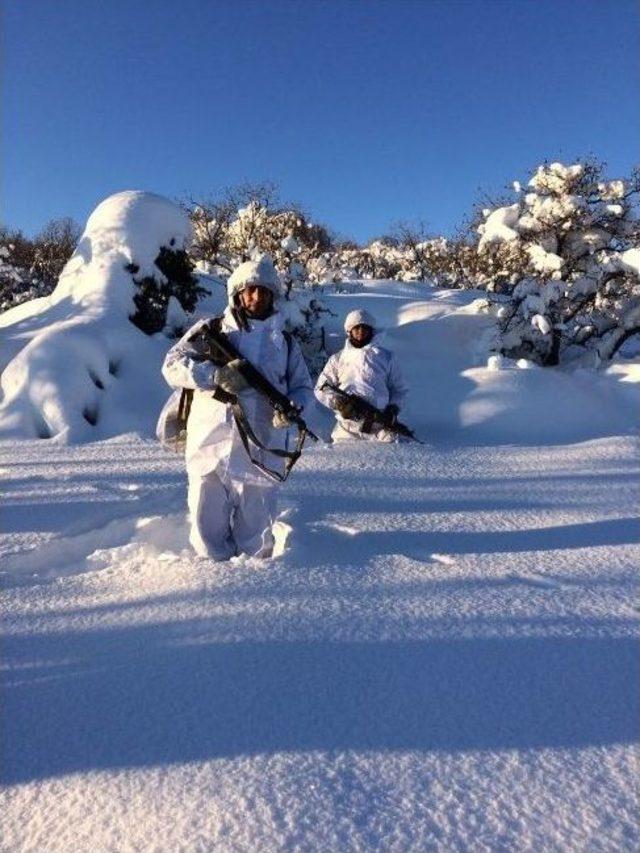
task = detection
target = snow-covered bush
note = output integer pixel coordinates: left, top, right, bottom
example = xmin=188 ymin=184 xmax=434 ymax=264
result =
xmin=0 ymin=243 xmax=38 ymax=311
xmin=304 ymin=229 xmax=452 ymax=286
xmin=306 ymin=248 xmax=357 ymax=284
xmin=187 ymin=185 xmax=452 ymax=289
xmin=0 ymin=191 xmax=195 ymax=441
xmin=389 ymin=224 xmax=469 ymax=285
xmin=186 ymin=184 xmax=332 ymax=283
xmin=474 ymin=161 xmax=640 ymax=365
xmin=306 ymin=240 xmax=401 ymax=283
xmin=279 ymin=288 xmax=333 ymax=377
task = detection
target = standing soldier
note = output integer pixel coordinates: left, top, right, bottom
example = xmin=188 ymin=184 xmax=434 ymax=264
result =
xmin=315 ymin=309 xmax=408 ymax=441
xmin=162 ymin=255 xmax=314 ymax=560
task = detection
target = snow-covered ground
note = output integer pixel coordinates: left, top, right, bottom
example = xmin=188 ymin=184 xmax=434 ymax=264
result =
xmin=2 ymin=280 xmax=639 ymax=851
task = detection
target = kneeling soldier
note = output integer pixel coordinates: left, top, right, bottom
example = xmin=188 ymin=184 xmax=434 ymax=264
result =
xmin=315 ymin=309 xmax=408 ymax=442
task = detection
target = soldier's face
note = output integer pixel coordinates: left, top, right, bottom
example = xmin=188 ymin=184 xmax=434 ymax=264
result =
xmin=240 ymin=285 xmax=273 ymax=319
xmin=349 ymin=324 xmax=373 ymax=347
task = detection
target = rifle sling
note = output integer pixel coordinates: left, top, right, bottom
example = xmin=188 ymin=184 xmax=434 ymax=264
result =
xmin=229 ymin=398 xmax=307 ymax=483
xmin=178 ymin=388 xmax=194 ymax=427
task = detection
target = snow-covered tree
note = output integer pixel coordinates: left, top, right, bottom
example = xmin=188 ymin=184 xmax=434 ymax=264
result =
xmin=186 ymin=184 xmax=332 ymax=282
xmin=0 ymin=191 xmax=197 ymax=441
xmin=31 ymin=218 xmax=82 ymax=287
xmin=225 ymin=205 xmax=334 ymax=371
xmin=0 ymin=219 xmax=84 ymax=312
xmin=473 ymin=161 xmax=640 ymax=365
xmin=0 ymin=228 xmax=53 ymax=311
xmin=184 ymin=200 xmax=236 ymax=277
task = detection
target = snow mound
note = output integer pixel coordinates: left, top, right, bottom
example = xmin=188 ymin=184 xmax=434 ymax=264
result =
xmin=460 ymin=361 xmax=638 ymax=445
xmin=54 ymin=190 xmax=192 ymax=313
xmin=0 ymin=192 xmax=192 ymax=441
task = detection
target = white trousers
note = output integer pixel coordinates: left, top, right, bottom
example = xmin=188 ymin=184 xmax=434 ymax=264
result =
xmin=187 ymin=471 xmax=278 ymax=560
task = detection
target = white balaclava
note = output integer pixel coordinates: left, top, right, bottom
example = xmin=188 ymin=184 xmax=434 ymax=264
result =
xmin=344 ymin=309 xmax=377 ymax=334
xmin=227 ymin=255 xmax=281 ymax=307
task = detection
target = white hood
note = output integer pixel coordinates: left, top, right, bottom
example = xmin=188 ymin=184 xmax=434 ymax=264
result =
xmin=227 ymin=256 xmax=281 ymax=308
xmin=344 ymin=308 xmax=377 ymax=333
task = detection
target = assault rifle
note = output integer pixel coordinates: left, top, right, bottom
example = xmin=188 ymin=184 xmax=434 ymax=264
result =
xmin=197 ymin=319 xmax=318 ymax=482
xmin=321 ymin=381 xmax=423 ymax=444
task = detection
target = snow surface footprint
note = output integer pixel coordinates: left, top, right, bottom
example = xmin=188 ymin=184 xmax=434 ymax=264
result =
xmin=2 ymin=511 xmax=191 ymax=586
xmin=272 ymin=518 xmax=294 ymax=557
xmin=304 ymin=520 xmax=455 ymax=569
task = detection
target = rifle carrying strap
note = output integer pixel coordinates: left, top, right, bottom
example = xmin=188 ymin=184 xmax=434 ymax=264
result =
xmin=229 ymin=399 xmax=307 ymax=483
xmin=178 ymin=388 xmax=193 ymax=430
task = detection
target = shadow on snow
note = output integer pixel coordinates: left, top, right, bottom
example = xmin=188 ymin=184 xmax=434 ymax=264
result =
xmin=2 ymin=616 xmax=638 ymax=784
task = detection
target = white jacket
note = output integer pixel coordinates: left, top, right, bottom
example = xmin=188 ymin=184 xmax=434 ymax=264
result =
xmin=315 ymin=335 xmax=408 ymax=414
xmin=162 ymin=308 xmax=314 ymax=485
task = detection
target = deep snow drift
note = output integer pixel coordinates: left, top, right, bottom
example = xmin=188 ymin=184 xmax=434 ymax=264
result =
xmin=1 ymin=217 xmax=639 ymax=849
xmin=2 ymin=429 xmax=638 ymax=850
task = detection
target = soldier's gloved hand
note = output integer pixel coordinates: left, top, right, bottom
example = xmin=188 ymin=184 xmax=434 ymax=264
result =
xmin=272 ymin=409 xmax=291 ymax=429
xmin=272 ymin=402 xmax=301 ymax=429
xmin=190 ymin=361 xmax=217 ymax=390
xmin=382 ymin=404 xmax=400 ymax=426
xmin=214 ymin=359 xmax=249 ymax=395
xmin=335 ymin=397 xmax=359 ymax=420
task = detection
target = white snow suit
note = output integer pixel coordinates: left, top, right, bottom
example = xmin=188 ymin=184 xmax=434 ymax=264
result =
xmin=162 ymin=308 xmax=314 ymax=559
xmin=315 ymin=334 xmax=408 ymax=441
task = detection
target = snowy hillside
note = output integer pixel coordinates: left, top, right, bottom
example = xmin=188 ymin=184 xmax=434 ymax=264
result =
xmin=2 ymin=251 xmax=639 ymax=847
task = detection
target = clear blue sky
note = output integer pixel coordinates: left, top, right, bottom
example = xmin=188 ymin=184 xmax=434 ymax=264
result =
xmin=3 ymin=0 xmax=639 ymax=243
